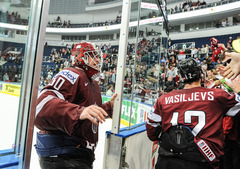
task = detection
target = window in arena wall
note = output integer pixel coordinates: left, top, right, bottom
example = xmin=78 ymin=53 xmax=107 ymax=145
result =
xmin=185 ymin=23 xmax=198 ymax=31
xmin=89 ymin=34 xmax=113 ymax=41
xmin=169 ymin=25 xmax=180 ymax=33
xmin=191 ymin=23 xmax=198 ymax=31
xmin=62 ymin=35 xmax=86 ymax=41
xmin=199 ymin=22 xmax=205 ymax=29
xmin=206 ymin=21 xmax=214 ymax=28
xmin=185 ymin=24 xmax=191 ymax=31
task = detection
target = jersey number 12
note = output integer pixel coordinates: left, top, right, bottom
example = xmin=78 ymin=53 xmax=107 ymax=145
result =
xmin=170 ymin=110 xmax=206 ymax=136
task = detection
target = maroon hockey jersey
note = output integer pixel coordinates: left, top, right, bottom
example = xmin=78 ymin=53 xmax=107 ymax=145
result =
xmin=146 ymin=87 xmax=240 ymax=168
xmin=35 ymin=67 xmax=112 ymax=158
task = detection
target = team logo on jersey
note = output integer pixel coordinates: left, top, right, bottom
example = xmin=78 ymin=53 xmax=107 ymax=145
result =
xmin=197 ymin=140 xmax=216 ymax=161
xmin=57 ymin=70 xmax=79 ymax=84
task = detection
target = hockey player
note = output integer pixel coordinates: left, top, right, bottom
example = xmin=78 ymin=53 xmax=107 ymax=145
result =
xmin=35 ymin=42 xmax=117 ymax=169
xmin=146 ymin=58 xmax=240 ymax=169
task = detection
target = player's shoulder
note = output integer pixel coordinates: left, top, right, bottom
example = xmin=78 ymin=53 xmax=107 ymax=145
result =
xmin=55 ymin=67 xmax=83 ymax=85
xmin=200 ymin=87 xmax=235 ymax=100
xmin=158 ymin=90 xmax=177 ymax=101
xmin=160 ymin=87 xmax=226 ymax=96
xmin=194 ymin=87 xmax=233 ymax=95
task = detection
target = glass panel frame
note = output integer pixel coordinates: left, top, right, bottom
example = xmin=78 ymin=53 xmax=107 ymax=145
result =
xmin=111 ymin=0 xmax=166 ymax=132
xmin=0 ymin=1 xmax=31 ymax=152
xmin=0 ymin=0 xmax=49 ymax=169
xmin=16 ymin=1 xmax=50 ymax=168
xmin=127 ymin=0 xmax=166 ymax=128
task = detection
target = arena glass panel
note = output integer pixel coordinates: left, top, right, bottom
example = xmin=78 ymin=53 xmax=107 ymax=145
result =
xmin=0 ymin=0 xmax=30 ymax=152
xmin=121 ymin=0 xmax=166 ymax=128
xmin=0 ymin=0 xmax=49 ymax=169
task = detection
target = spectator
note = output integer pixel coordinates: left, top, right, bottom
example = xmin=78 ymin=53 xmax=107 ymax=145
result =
xmin=221 ymin=19 xmax=227 ymax=27
xmin=165 ymin=76 xmax=174 ymax=87
xmin=191 ymin=47 xmax=198 ymax=58
xmin=200 ymin=45 xmax=206 ymax=56
xmin=47 ymin=69 xmax=53 ymax=80
xmin=195 ymin=57 xmax=201 ymax=64
xmin=3 ymin=73 xmax=9 ymax=81
xmin=106 ymin=84 xmax=114 ymax=96
xmin=166 ymin=65 xmax=176 ymax=79
xmin=111 ymin=68 xmax=116 ymax=89
xmin=100 ymin=70 xmax=106 ymax=86
xmin=201 ymin=59 xmax=208 ymax=70
xmin=227 ymin=37 xmax=233 ymax=49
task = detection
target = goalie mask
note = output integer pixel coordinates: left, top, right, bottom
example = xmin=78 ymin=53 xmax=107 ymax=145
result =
xmin=177 ymin=58 xmax=202 ymax=83
xmin=71 ymin=42 xmax=103 ymax=79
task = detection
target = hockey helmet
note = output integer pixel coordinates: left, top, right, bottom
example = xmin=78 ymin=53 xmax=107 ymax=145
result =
xmin=71 ymin=42 xmax=103 ymax=79
xmin=177 ymin=58 xmax=202 ymax=83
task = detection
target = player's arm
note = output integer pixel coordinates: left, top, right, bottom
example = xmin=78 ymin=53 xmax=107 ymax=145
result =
xmin=146 ymin=100 xmax=162 ymax=141
xmin=218 ymin=87 xmax=240 ymax=117
xmin=223 ymin=75 xmax=240 ymax=95
xmin=35 ymin=94 xmax=85 ymax=135
xmin=35 ymin=71 xmax=103 ymax=136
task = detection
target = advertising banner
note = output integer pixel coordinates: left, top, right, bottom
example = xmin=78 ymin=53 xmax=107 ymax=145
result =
xmin=137 ymin=103 xmax=153 ymax=123
xmin=2 ymin=83 xmax=21 ymax=96
xmin=102 ymin=96 xmax=153 ymax=126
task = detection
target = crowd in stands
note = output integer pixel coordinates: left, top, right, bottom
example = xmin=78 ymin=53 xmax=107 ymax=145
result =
xmin=0 ymin=62 xmax=22 ymax=83
xmin=46 ymin=0 xmax=239 ymax=31
xmin=169 ymin=0 xmax=239 ymax=14
xmin=0 ymin=10 xmax=28 ymax=25
xmin=0 ymin=10 xmax=28 ymax=37
xmin=37 ymin=36 xmax=240 ymax=104
xmin=170 ymin=0 xmax=207 ymax=14
xmin=0 ymin=0 xmax=238 ymax=31
xmin=47 ymin=0 xmax=239 ymax=29
xmin=47 ymin=15 xmax=121 ymax=28
xmin=47 ymin=16 xmax=71 ymax=28
xmin=1 ymin=35 xmax=239 ymax=104
xmin=0 ymin=47 xmax=23 ymax=83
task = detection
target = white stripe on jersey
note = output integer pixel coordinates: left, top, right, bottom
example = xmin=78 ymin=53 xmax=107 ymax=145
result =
xmin=36 ymin=95 xmax=55 ymax=115
xmin=148 ymin=112 xmax=162 ymax=122
xmin=226 ymin=102 xmax=240 ymax=116
xmin=38 ymin=89 xmax=65 ymax=100
xmin=147 ymin=120 xmax=161 ymax=127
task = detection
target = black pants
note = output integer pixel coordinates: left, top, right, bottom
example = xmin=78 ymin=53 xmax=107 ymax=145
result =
xmin=39 ymin=156 xmax=92 ymax=169
xmin=155 ymin=156 xmax=213 ymax=169
xmin=223 ymin=140 xmax=240 ymax=169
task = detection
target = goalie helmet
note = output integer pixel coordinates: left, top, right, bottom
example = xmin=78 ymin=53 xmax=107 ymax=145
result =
xmin=71 ymin=42 xmax=103 ymax=79
xmin=177 ymin=58 xmax=202 ymax=83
